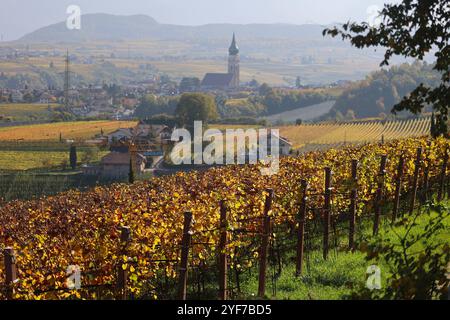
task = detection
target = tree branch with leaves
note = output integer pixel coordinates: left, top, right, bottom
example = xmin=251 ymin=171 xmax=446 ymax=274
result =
xmin=324 ymin=0 xmax=449 ymax=136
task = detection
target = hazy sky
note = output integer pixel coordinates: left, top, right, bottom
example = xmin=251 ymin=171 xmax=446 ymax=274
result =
xmin=0 ymin=0 xmax=398 ymax=41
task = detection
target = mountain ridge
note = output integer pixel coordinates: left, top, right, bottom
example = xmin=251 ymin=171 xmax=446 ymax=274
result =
xmin=19 ymin=13 xmax=332 ymax=43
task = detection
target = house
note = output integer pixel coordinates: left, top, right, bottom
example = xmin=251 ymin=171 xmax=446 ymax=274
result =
xmin=279 ymin=137 xmax=293 ymax=155
xmin=106 ymin=128 xmax=134 ymax=143
xmin=121 ymin=97 xmax=139 ymax=108
xmin=100 ymin=152 xmax=147 ymax=178
xmin=260 ymin=132 xmax=292 ymax=156
xmin=136 ymin=121 xmax=173 ymax=142
xmin=11 ymin=91 xmax=23 ymax=103
xmin=39 ymin=92 xmax=57 ymax=104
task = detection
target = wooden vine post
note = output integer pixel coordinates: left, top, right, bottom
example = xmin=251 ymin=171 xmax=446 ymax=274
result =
xmin=373 ymin=155 xmax=387 ymax=235
xmin=323 ymin=167 xmax=332 ymax=260
xmin=438 ymin=150 xmax=449 ymax=202
xmin=4 ymin=247 xmax=18 ymax=300
xmin=178 ymin=212 xmax=193 ymax=300
xmin=218 ymin=200 xmax=228 ymax=300
xmin=421 ymin=142 xmax=432 ymax=203
xmin=296 ymin=180 xmax=308 ymax=276
xmin=258 ymin=188 xmax=273 ymax=298
xmin=116 ymin=226 xmax=131 ymax=300
xmin=392 ymin=156 xmax=405 ymax=223
xmin=349 ymin=159 xmax=358 ymax=250
xmin=409 ymin=147 xmax=422 ymax=215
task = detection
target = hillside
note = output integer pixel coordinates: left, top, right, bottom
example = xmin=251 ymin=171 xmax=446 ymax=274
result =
xmin=279 ymin=117 xmax=431 ymax=149
xmin=0 ymin=136 xmax=447 ymax=299
xmin=20 ymin=14 xmax=329 ymax=42
xmin=1 ymin=14 xmax=396 ymax=87
xmin=260 ymin=100 xmax=335 ymax=124
xmin=326 ymin=62 xmax=441 ymax=119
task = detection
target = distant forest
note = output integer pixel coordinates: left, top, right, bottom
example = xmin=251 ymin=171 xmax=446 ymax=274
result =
xmin=327 ymin=62 xmax=440 ymax=119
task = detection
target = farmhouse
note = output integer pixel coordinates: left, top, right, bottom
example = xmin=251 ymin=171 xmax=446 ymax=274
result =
xmin=81 ymin=150 xmax=147 ymax=179
xmin=100 ymin=152 xmax=147 ymax=178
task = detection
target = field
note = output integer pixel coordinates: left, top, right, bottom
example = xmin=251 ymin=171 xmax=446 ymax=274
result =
xmin=0 ymin=37 xmax=384 ymax=86
xmin=279 ymin=117 xmax=431 ymax=149
xmin=0 ymin=120 xmax=137 ymax=141
xmin=0 ymin=149 xmax=109 ymax=171
xmin=212 ymin=117 xmax=431 ymax=150
xmin=0 ymin=136 xmax=447 ymax=300
xmin=260 ymin=100 xmax=335 ymax=124
xmin=0 ymin=120 xmax=135 ymax=170
xmin=0 ymin=103 xmax=59 ymax=122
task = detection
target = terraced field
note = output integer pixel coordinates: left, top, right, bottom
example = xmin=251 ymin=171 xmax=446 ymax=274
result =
xmin=279 ymin=117 xmax=431 ymax=149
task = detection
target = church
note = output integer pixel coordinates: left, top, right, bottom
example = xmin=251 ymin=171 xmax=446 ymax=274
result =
xmin=201 ymin=33 xmax=240 ymax=91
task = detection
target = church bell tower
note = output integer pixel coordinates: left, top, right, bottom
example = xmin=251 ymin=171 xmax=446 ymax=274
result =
xmin=228 ymin=33 xmax=240 ymax=88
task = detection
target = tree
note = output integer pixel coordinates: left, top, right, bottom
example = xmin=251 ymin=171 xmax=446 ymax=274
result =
xmin=60 ymin=159 xmax=68 ymax=171
xmin=179 ymin=77 xmax=200 ymax=93
xmin=295 ymin=76 xmax=302 ymax=88
xmin=128 ymin=157 xmax=135 ymax=184
xmin=431 ymin=112 xmax=437 ymax=138
xmin=82 ymin=147 xmax=98 ymax=164
xmin=175 ymin=93 xmax=218 ymax=131
xmin=69 ymin=145 xmax=77 ymax=170
xmin=104 ymin=84 xmax=121 ymax=105
xmin=258 ymin=83 xmax=273 ymax=96
xmin=324 ymin=0 xmax=449 ymax=136
xmin=345 ymin=109 xmax=356 ymax=121
xmin=134 ymin=95 xmax=179 ymax=119
xmin=295 ymin=118 xmax=303 ymax=126
xmin=249 ymin=79 xmax=260 ymax=88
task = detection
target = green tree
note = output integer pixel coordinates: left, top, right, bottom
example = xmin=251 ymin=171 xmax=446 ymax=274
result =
xmin=295 ymin=76 xmax=302 ymax=88
xmin=179 ymin=77 xmax=200 ymax=93
xmin=175 ymin=93 xmax=218 ymax=131
xmin=134 ymin=95 xmax=179 ymax=118
xmin=258 ymin=83 xmax=273 ymax=96
xmin=69 ymin=145 xmax=77 ymax=170
xmin=324 ymin=0 xmax=449 ymax=136
xmin=128 ymin=157 xmax=135 ymax=184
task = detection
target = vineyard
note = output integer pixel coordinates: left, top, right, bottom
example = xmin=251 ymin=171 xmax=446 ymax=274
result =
xmin=0 ymin=121 xmax=137 ymax=141
xmin=280 ymin=117 xmax=431 ymax=148
xmin=0 ymin=136 xmax=448 ymax=300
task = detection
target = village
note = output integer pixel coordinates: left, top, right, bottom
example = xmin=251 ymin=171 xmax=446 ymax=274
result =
xmin=80 ymin=119 xmax=293 ymax=179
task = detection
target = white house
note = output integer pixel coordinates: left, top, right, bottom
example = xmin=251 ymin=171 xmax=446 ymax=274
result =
xmin=263 ymin=132 xmax=293 ymax=156
xmin=106 ymin=128 xmax=134 ymax=143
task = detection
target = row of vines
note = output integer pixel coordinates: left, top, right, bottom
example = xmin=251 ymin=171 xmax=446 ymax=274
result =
xmin=0 ymin=136 xmax=448 ymax=299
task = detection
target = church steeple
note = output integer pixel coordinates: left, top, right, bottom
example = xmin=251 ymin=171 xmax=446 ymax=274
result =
xmin=229 ymin=33 xmax=239 ymax=56
xmin=228 ymin=33 xmax=240 ymax=88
